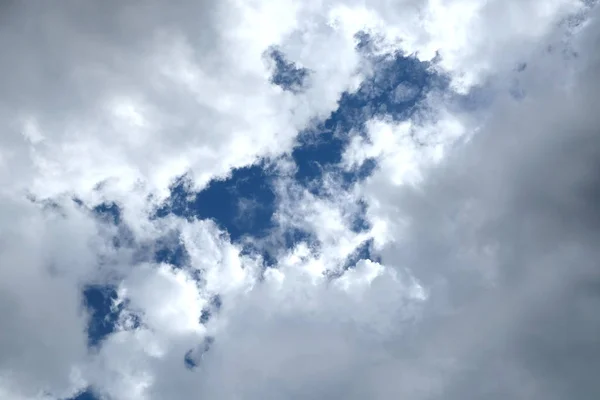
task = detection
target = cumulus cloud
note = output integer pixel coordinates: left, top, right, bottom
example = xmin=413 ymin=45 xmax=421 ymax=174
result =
xmin=0 ymin=0 xmax=599 ymax=399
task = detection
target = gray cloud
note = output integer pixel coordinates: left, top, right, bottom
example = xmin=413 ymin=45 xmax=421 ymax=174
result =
xmin=367 ymin=9 xmax=600 ymax=399
xmin=0 ymin=1 xmax=599 ymax=399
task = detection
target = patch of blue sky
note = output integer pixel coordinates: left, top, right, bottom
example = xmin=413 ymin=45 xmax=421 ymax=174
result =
xmin=63 ymin=388 xmax=99 ymax=400
xmin=292 ymin=45 xmax=446 ymax=188
xmin=340 ymin=158 xmax=377 ymax=191
xmin=268 ymin=47 xmax=310 ymax=93
xmin=155 ymin=164 xmax=276 ymax=243
xmin=83 ymin=284 xmax=120 ymax=349
xmin=74 ymin=39 xmax=451 ymax=377
xmin=83 ymin=284 xmax=143 ymax=352
xmin=152 ymin=38 xmax=447 ymax=264
xmin=81 ymin=43 xmax=456 ymax=346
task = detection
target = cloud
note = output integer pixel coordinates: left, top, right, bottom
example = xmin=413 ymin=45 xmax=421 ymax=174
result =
xmin=328 ymin=0 xmax=588 ymax=89
xmin=0 ymin=0 xmax=367 ymax=206
xmin=0 ymin=1 xmax=599 ymax=399
xmin=353 ymin=5 xmax=600 ymax=398
xmin=0 ymin=1 xmax=372 ymax=393
xmin=0 ymin=197 xmax=108 ymax=399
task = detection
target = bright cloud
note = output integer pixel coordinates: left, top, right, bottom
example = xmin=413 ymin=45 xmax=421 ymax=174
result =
xmin=0 ymin=0 xmax=599 ymax=399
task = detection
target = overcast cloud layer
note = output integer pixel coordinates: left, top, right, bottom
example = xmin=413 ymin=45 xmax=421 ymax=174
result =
xmin=1 ymin=1 xmax=599 ymax=399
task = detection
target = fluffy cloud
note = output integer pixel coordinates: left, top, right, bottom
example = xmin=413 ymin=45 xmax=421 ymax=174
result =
xmin=0 ymin=0 xmax=599 ymax=399
xmin=0 ymin=0 xmax=367 ymax=205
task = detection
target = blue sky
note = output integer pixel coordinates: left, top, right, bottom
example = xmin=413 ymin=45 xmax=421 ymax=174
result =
xmin=1 ymin=1 xmax=599 ymax=400
xmin=80 ymin=45 xmax=439 ymax=360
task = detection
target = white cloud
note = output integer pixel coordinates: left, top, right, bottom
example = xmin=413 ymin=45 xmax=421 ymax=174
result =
xmin=0 ymin=0 xmax=368 ymax=208
xmin=121 ymin=264 xmax=205 ymax=336
xmin=1 ymin=0 xmax=599 ymax=399
xmin=327 ymin=0 xmax=587 ymax=90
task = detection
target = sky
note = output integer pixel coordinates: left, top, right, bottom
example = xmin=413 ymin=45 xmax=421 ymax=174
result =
xmin=0 ymin=0 xmax=600 ymax=399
